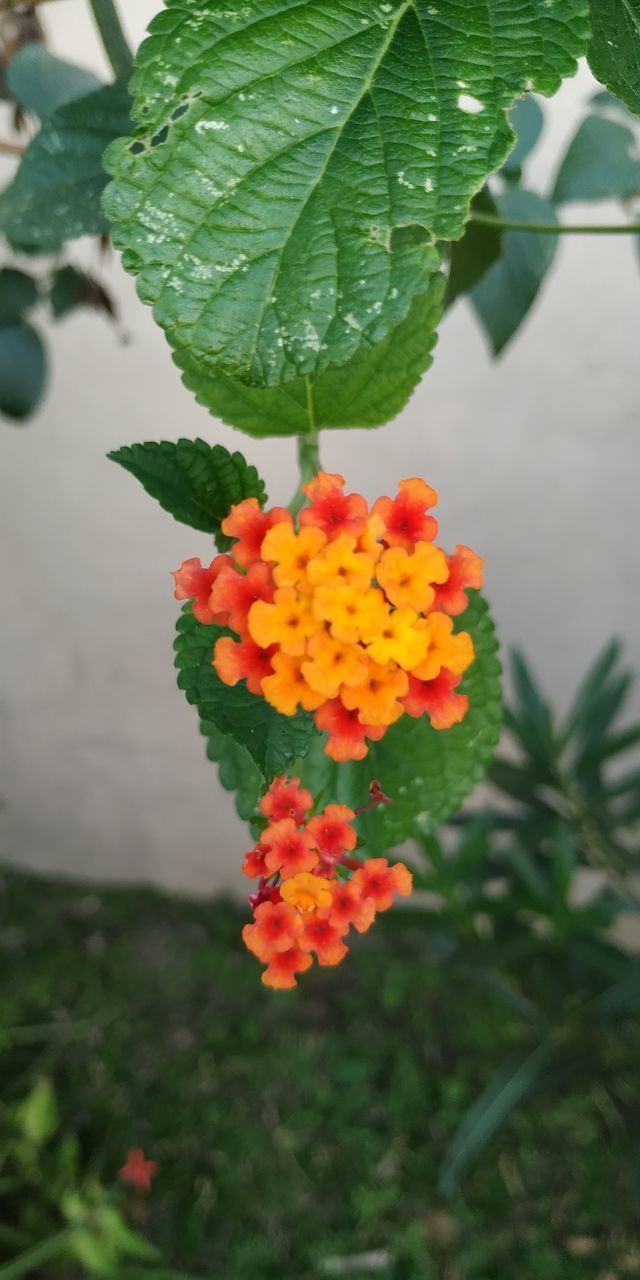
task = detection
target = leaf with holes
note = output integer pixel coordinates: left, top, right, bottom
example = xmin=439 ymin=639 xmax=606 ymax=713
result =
xmin=174 ymin=607 xmax=318 ymax=781
xmin=0 ymin=80 xmax=131 ymax=252
xmin=175 ymin=274 xmax=444 ymax=437
xmin=108 ymin=439 xmax=267 ymax=544
xmin=103 ymin=0 xmax=589 ymax=389
xmin=587 ymin=0 xmax=640 ymax=118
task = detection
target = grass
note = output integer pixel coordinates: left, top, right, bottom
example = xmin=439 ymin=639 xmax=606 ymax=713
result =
xmin=1 ymin=866 xmax=639 ymax=1280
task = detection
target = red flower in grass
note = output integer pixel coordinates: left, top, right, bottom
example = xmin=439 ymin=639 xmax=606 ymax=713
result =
xmin=221 ymin=498 xmax=292 ymax=568
xmin=210 ymin=562 xmax=275 ymax=637
xmin=352 ymin=858 xmax=413 ymax=913
xmin=402 ymin=668 xmax=469 ymax=730
xmin=214 ymin=636 xmax=275 ymax=696
xmin=259 ymin=776 xmax=313 ymax=826
xmin=307 ymin=804 xmax=357 ymax=867
xmin=432 ymin=544 xmax=484 ymax=617
xmin=314 ymin=699 xmax=386 ymax=762
xmin=261 ymin=818 xmax=318 ymax=879
xmin=171 ymin=555 xmax=233 ymax=625
xmin=299 ymin=472 xmax=368 ymax=541
xmin=373 ymin=478 xmax=438 ymax=551
xmin=262 ymin=946 xmax=313 ymax=990
xmin=119 ymin=1147 xmax=158 ymax=1192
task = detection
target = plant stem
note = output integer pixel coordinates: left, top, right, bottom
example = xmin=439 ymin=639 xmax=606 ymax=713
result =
xmin=470 ymin=211 xmax=640 ymax=235
xmin=0 ymin=140 xmax=24 ymax=157
xmin=88 ymin=0 xmax=133 ymax=79
xmin=290 ymin=377 xmax=321 ymax=515
xmin=0 ymin=1226 xmax=75 ymax=1279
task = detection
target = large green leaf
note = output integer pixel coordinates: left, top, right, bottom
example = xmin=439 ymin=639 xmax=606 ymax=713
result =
xmin=6 ymin=43 xmax=102 ymax=118
xmin=108 ymin=439 xmax=266 ymax=542
xmin=471 ymin=190 xmax=559 ymax=355
xmin=176 ymin=275 xmax=444 ymax=437
xmin=444 ymin=190 xmax=502 ymax=310
xmin=0 ymin=323 xmax=47 ymax=422
xmin=298 ymin=592 xmax=502 ymax=848
xmin=587 ymin=0 xmax=640 ymax=118
xmin=200 ymin=720 xmax=262 ymax=822
xmin=0 ymin=80 xmax=131 ymax=252
xmin=174 ymin=608 xmax=318 ymax=781
xmin=104 ymin=0 xmax=588 ymax=389
xmin=552 ymin=113 xmax=640 ymax=202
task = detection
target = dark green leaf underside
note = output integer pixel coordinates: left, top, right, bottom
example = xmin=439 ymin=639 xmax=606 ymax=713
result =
xmin=587 ymin=0 xmax=640 ymax=118
xmin=471 ymin=190 xmax=559 ymax=356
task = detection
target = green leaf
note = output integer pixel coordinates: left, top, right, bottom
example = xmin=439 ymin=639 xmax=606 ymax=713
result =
xmin=200 ymin=719 xmax=262 ymax=821
xmin=562 ymin=639 xmax=623 ymax=742
xmin=108 ymin=438 xmax=266 ymax=541
xmin=0 ymin=323 xmax=47 ymax=421
xmin=471 ymin=189 xmax=559 ymax=355
xmin=174 ymin=607 xmax=318 ymax=780
xmin=0 ymin=80 xmax=131 ymax=252
xmin=50 ymin=266 xmax=116 ymax=322
xmin=0 ymin=268 xmax=38 ymax=322
xmin=552 ymin=113 xmax=640 ymax=202
xmin=587 ymin=0 xmax=640 ymax=118
xmin=14 ymin=1079 xmax=58 ymax=1146
xmin=7 ymin=43 xmax=102 ymax=118
xmin=501 ymin=93 xmax=545 ymax=180
xmin=297 ymin=592 xmax=501 ymax=846
xmin=176 ymin=275 xmax=444 ymax=437
xmin=104 ymin=0 xmax=589 ymax=388
xmin=444 ymin=189 xmax=502 ymax=309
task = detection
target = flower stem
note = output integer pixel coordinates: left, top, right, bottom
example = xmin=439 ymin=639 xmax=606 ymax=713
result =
xmin=470 ymin=211 xmax=640 ymax=235
xmin=88 ymin=0 xmax=133 ymax=79
xmin=290 ymin=377 xmax=321 ymax=515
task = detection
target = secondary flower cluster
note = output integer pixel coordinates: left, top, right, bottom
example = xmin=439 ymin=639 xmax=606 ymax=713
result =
xmin=172 ymin=472 xmax=482 ymax=761
xmin=241 ymin=776 xmax=412 ymax=989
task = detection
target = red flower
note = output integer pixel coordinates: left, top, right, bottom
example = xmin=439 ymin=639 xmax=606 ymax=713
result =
xmin=372 ymin=478 xmax=438 ymax=551
xmin=261 ymin=818 xmax=318 ymax=879
xmin=118 ymin=1147 xmax=158 ymax=1192
xmin=307 ymin=804 xmax=356 ymax=866
xmin=322 ymin=879 xmax=376 ymax=935
xmin=298 ymin=915 xmax=349 ymax=966
xmin=432 ymin=545 xmax=484 ymax=616
xmin=214 ymin=636 xmax=274 ymax=696
xmin=314 ymin=699 xmax=386 ymax=762
xmin=352 ymin=858 xmax=413 ymax=912
xmin=221 ymin=498 xmax=292 ymax=568
xmin=171 ymin=555 xmax=233 ymax=625
xmin=210 ymin=562 xmax=275 ymax=637
xmin=262 ymin=946 xmax=313 ymax=990
xmin=259 ymin=776 xmax=314 ymax=825
xmin=242 ymin=900 xmax=301 ymax=961
xmin=242 ymin=841 xmax=269 ymax=880
xmin=401 ymin=669 xmax=469 ymax=730
xmin=299 ymin=472 xmax=368 ymax=541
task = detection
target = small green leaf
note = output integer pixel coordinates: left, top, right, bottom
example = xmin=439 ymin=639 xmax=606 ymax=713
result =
xmin=14 ymin=1079 xmax=58 ymax=1146
xmin=200 ymin=719 xmax=262 ymax=820
xmin=176 ymin=276 xmax=445 ymax=436
xmin=7 ymin=43 xmax=102 ymax=118
xmin=471 ymin=190 xmax=558 ymax=355
xmin=444 ymin=189 xmax=502 ymax=309
xmin=50 ymin=266 xmax=116 ymax=322
xmin=174 ymin=607 xmax=318 ymax=780
xmin=501 ymin=93 xmax=545 ymax=179
xmin=0 ymin=323 xmax=47 ymax=421
xmin=587 ymin=0 xmax=640 ymax=119
xmin=562 ymin=639 xmax=623 ymax=742
xmin=108 ymin=439 xmax=266 ymax=540
xmin=552 ymin=114 xmax=640 ymax=202
xmin=0 ymin=268 xmax=39 ymax=322
xmin=0 ymin=80 xmax=131 ymax=252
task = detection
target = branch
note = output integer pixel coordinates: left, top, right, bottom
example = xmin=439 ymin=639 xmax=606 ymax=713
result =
xmin=87 ymin=0 xmax=133 ymax=79
xmin=470 ymin=210 xmax=640 ymax=235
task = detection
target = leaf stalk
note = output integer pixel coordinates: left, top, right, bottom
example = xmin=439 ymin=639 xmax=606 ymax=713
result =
xmin=470 ymin=211 xmax=640 ymax=235
xmin=88 ymin=0 xmax=133 ymax=79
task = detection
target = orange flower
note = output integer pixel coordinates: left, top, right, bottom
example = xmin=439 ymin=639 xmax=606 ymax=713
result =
xmin=402 ymin=668 xmax=469 ymax=729
xmin=172 ymin=555 xmax=233 ymax=625
xmin=210 ymin=562 xmax=275 ymax=636
xmin=432 ymin=545 xmax=484 ymax=616
xmin=214 ymin=636 xmax=274 ymax=696
xmin=261 ymin=653 xmax=325 ymax=716
xmin=221 ymin=498 xmax=292 ymax=568
xmin=373 ymin=478 xmax=438 ymax=550
xmin=306 ymin=532 xmax=373 ymax=592
xmin=249 ymin=587 xmax=316 ymax=656
xmin=242 ymin=842 xmax=269 ymax=879
xmin=261 ymin=522 xmax=326 ymax=588
xmin=261 ymin=817 xmax=318 ymax=879
xmin=313 ymin=583 xmax=388 ymax=645
xmin=301 ymin=631 xmax=368 ymax=699
xmin=299 ymin=472 xmax=368 ymax=541
xmin=298 ymin=916 xmax=349 ymax=966
xmin=321 ymin=879 xmax=376 ymax=935
xmin=262 ymin=946 xmax=313 ymax=990
xmin=410 ymin=612 xmax=475 ymax=682
xmin=307 ymin=804 xmax=356 ymax=865
xmin=353 ymin=858 xmax=413 ymax=912
xmin=361 ymin=606 xmax=429 ymax=670
xmin=314 ymin=699 xmax=386 ymax=762
xmin=242 ymin=899 xmax=302 ymax=961
xmin=377 ymin=542 xmax=448 ymax=611
xmin=280 ymin=871 xmax=333 ymax=912
xmin=357 ymin=513 xmax=386 ymax=561
xmin=259 ymin=776 xmax=313 ymax=825
xmin=341 ymin=662 xmax=409 ymax=727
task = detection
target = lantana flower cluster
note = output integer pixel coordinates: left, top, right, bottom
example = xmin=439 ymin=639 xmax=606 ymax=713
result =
xmin=241 ymin=775 xmax=412 ymax=989
xmin=173 ymin=472 xmax=482 ymax=760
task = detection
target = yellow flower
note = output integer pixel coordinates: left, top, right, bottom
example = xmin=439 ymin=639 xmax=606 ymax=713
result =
xmin=249 ymin=587 xmax=316 ymax=657
xmin=261 ymin=653 xmax=324 ymax=716
xmin=313 ymin=584 xmax=389 ymax=644
xmin=377 ymin=541 xmax=448 ymax=610
xmin=410 ymin=612 xmax=475 ymax=681
xmin=301 ymin=630 xmax=369 ymax=699
xmin=341 ymin=661 xmax=409 ymax=726
xmin=306 ymin=532 xmax=373 ymax=592
xmin=361 ymin=606 xmax=430 ymax=670
xmin=280 ymin=872 xmax=333 ymax=913
xmin=261 ymin=523 xmax=326 ymax=588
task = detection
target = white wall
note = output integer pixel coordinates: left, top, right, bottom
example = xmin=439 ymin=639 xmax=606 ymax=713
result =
xmin=1 ymin=5 xmax=638 ymax=894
